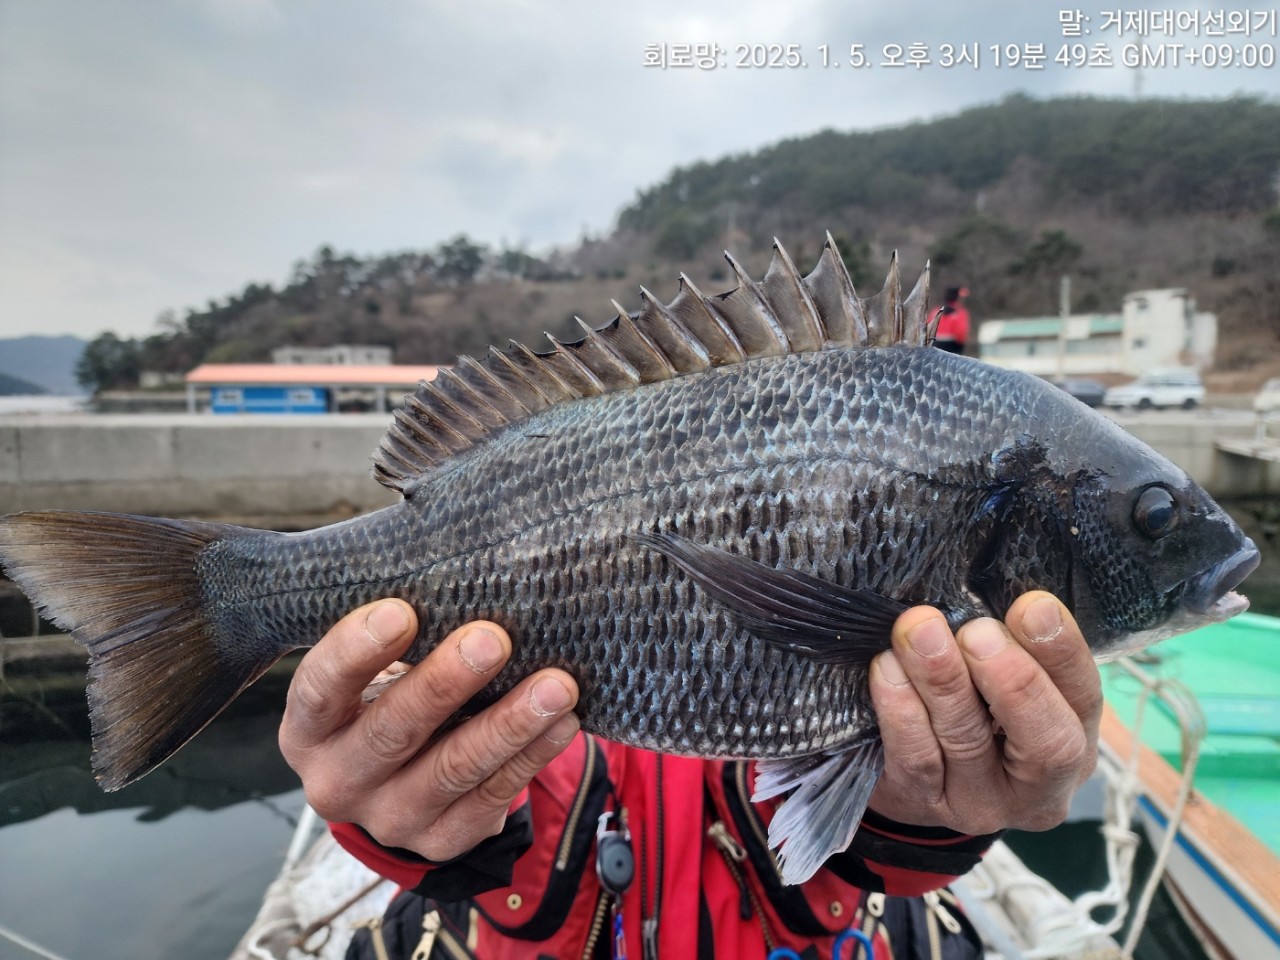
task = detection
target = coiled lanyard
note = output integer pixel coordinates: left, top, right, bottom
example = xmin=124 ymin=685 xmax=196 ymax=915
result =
xmin=766 ymin=927 xmax=876 ymax=960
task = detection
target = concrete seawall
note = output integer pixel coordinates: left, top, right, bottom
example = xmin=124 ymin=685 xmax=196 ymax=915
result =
xmin=0 ymin=409 xmax=1274 ymax=522
xmin=0 ymin=414 xmax=400 ymax=520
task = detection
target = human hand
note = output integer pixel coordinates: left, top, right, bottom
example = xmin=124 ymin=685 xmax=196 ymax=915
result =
xmin=868 ymin=592 xmax=1101 ymax=835
xmin=279 ymin=599 xmax=581 ymax=861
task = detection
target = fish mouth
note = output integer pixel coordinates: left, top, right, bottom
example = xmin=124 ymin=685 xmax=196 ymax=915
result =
xmin=1183 ymin=538 xmax=1260 ymax=618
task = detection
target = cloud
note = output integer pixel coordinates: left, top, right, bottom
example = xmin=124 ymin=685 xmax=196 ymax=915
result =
xmin=0 ymin=0 xmax=1276 ymax=339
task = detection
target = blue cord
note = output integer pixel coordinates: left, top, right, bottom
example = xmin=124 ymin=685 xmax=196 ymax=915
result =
xmin=765 ymin=926 xmax=874 ymax=960
xmin=833 ymin=927 xmax=875 ymax=959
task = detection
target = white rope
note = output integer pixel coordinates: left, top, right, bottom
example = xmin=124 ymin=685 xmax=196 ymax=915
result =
xmin=0 ymin=923 xmax=72 ymax=960
xmin=1114 ymin=663 xmax=1205 ymax=958
xmin=1073 ymin=737 xmax=1143 ymax=936
xmin=953 ymin=655 xmax=1206 ymax=960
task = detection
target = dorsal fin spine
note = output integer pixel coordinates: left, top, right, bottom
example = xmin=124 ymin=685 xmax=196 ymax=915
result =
xmin=404 ymin=394 xmax=471 ymax=450
xmin=636 ymin=286 xmax=711 ymax=370
xmin=508 ymin=341 xmax=572 ymax=404
xmin=611 ymin=307 xmax=677 ymax=380
xmin=371 ymin=239 xmax=934 ymax=494
xmin=487 ymin=345 xmax=553 ymax=413
xmin=435 ymin=364 xmax=513 ymax=428
xmin=720 ymin=251 xmax=791 ymax=355
xmin=545 ymin=332 xmax=606 ymax=395
xmin=762 ymin=240 xmax=824 ymax=350
xmin=417 ymin=375 xmax=490 ymax=438
xmin=458 ymin=354 xmax=530 ymax=418
xmin=903 ymin=260 xmax=933 ymax=344
xmin=574 ymin=317 xmax=642 ymax=385
xmin=678 ymin=274 xmax=748 ymax=363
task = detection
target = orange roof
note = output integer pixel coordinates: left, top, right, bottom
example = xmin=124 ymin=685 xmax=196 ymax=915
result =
xmin=185 ymin=363 xmax=441 ymax=386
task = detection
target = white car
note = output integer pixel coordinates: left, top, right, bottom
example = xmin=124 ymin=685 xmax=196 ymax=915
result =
xmin=1103 ymin=369 xmax=1205 ymax=410
xmin=1253 ymin=377 xmax=1280 ymax=414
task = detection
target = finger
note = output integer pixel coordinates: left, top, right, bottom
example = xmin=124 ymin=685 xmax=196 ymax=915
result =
xmin=869 ymin=649 xmax=946 ymax=819
xmin=891 ymin=609 xmax=1004 ymax=791
xmin=406 ymin=668 xmax=579 ymax=818
xmin=344 ymin=621 xmax=514 ymax=780
xmin=1003 ymin=592 xmax=1103 ymax=739
xmin=422 ymin=713 xmax=582 ymax=860
xmin=282 ymin=600 xmax=416 ymax=754
xmin=955 ymin=614 xmax=1092 ymax=824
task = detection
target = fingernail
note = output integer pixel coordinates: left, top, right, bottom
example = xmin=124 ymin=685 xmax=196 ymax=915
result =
xmin=959 ymin=619 xmax=1007 ymax=660
xmin=365 ymin=602 xmax=410 ymax=647
xmin=1023 ymin=597 xmax=1064 ymax=643
xmin=543 ymin=714 xmax=579 ymax=744
xmin=876 ymin=651 xmax=911 ymax=687
xmin=907 ymin=618 xmax=949 ymax=658
xmin=458 ymin=627 xmax=504 ymax=673
xmin=530 ymin=677 xmax=572 ymax=717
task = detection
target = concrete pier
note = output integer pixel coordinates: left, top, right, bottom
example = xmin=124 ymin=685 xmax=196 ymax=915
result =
xmin=0 ymin=413 xmax=400 ymax=520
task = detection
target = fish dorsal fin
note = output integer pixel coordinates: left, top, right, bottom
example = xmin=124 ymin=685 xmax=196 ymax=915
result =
xmin=373 ymin=236 xmax=933 ymax=493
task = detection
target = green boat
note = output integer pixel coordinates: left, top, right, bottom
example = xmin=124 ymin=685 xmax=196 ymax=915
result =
xmin=1100 ymin=613 xmax=1280 ymax=960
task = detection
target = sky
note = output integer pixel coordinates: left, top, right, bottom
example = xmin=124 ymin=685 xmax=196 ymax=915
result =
xmin=1 ymin=0 xmax=1277 ymax=341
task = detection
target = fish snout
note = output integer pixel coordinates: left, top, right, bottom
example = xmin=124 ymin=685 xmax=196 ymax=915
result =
xmin=1184 ymin=537 xmax=1260 ymax=615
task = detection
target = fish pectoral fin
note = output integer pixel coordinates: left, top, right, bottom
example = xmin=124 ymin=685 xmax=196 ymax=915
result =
xmin=754 ymin=739 xmax=885 ymax=886
xmin=632 ymin=532 xmax=906 ymax=666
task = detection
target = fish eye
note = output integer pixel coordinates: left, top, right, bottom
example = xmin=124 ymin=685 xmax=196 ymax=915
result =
xmin=1133 ymin=485 xmax=1179 ymax=539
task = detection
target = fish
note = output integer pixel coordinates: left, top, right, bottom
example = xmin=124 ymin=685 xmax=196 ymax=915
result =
xmin=0 ymin=235 xmax=1259 ymax=885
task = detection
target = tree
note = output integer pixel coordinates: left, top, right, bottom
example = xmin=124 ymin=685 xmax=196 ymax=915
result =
xmin=76 ymin=332 xmax=141 ymax=393
xmin=436 ymin=235 xmax=488 ymax=286
xmin=1010 ymin=230 xmax=1083 ymax=276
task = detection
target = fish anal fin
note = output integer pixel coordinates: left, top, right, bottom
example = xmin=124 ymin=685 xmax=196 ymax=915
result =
xmin=632 ymin=532 xmax=906 ymax=667
xmin=755 ymin=739 xmax=885 ymax=885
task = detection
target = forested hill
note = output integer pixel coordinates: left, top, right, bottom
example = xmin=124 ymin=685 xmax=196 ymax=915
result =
xmin=76 ymin=94 xmax=1280 ymax=393
xmin=0 ymin=371 xmax=47 ymax=396
xmin=622 ymin=94 xmax=1280 ymax=234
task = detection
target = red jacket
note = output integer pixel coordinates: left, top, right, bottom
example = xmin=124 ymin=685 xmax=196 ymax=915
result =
xmin=332 ymin=734 xmax=992 ymax=958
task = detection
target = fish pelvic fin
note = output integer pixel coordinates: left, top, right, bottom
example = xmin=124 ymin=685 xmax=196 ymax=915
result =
xmin=755 ymin=738 xmax=884 ymax=886
xmin=0 ymin=511 xmax=281 ymax=791
xmin=372 ymin=236 xmax=932 ymax=495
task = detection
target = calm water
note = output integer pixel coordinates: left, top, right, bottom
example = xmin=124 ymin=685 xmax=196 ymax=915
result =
xmin=1 ymin=500 xmax=1277 ymax=959
xmin=0 ymin=668 xmax=304 ymax=960
xmin=0 ymin=395 xmax=88 ymax=415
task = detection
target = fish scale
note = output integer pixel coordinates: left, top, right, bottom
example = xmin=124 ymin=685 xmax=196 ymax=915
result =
xmin=201 ymin=348 xmax=1015 ymax=760
xmin=0 ymin=237 xmax=1257 ymax=884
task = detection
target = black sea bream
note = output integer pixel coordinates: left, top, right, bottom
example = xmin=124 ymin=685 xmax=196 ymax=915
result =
xmin=0 ymin=236 xmax=1258 ymax=883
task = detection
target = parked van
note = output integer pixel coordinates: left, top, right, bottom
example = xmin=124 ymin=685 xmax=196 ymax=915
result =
xmin=1103 ymin=368 xmax=1205 ymax=410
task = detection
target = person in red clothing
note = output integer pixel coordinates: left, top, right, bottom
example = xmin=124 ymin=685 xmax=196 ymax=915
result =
xmin=931 ymin=287 xmax=971 ymax=355
xmin=280 ymin=590 xmax=1100 ymax=959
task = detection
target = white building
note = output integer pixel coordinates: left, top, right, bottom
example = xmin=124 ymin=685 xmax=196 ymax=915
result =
xmin=270 ymin=344 xmax=393 ymax=366
xmin=978 ymin=288 xmax=1216 ymax=378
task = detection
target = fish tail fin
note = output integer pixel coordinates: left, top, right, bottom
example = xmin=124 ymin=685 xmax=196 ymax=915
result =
xmin=754 ymin=738 xmax=885 ymax=885
xmin=0 ymin=511 xmax=281 ymax=791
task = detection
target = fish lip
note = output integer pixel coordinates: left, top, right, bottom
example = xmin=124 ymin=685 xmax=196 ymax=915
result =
xmin=1183 ymin=538 xmax=1261 ymax=615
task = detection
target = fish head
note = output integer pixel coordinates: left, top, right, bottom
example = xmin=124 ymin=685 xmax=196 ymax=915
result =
xmin=1064 ymin=454 xmax=1258 ymax=660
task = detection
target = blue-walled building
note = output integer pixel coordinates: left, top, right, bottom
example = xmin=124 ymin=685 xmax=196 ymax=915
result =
xmin=210 ymin=385 xmax=330 ymax=414
xmin=185 ymin=363 xmax=442 ymax=414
